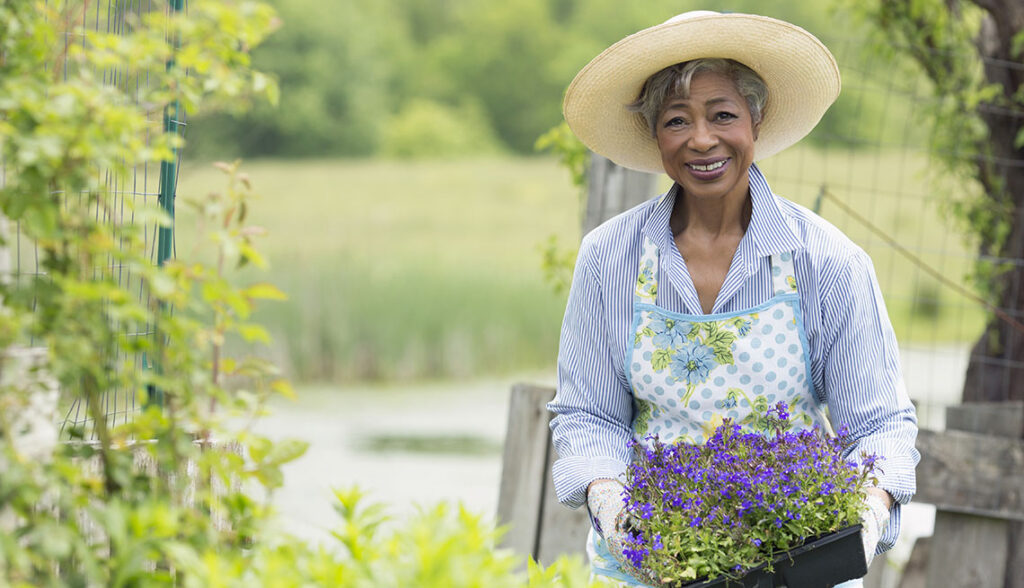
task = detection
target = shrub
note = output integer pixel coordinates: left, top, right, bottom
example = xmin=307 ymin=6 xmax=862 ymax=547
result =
xmin=379 ymin=98 xmax=504 ymax=159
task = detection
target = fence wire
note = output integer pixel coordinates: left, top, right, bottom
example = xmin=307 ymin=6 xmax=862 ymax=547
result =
xmin=756 ymin=36 xmax=1023 ymax=430
xmin=1 ymin=0 xmax=187 ymax=438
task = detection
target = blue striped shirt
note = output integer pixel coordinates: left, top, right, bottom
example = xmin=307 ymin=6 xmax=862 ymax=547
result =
xmin=548 ymin=163 xmax=919 ymax=551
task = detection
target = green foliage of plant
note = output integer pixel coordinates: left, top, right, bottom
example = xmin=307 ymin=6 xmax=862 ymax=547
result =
xmin=196 ymin=487 xmax=604 ymax=587
xmin=186 ymin=0 xmax=401 ymax=158
xmin=261 ymin=261 xmax=567 ymax=382
xmin=0 ymin=0 xmax=302 ymax=584
xmin=535 ymin=122 xmax=587 ymax=295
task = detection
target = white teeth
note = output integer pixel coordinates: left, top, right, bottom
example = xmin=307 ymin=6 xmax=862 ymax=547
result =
xmin=689 ymin=160 xmax=726 ymax=172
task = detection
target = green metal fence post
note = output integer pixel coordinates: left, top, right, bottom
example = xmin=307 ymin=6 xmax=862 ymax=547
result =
xmin=148 ymin=0 xmax=185 ymax=409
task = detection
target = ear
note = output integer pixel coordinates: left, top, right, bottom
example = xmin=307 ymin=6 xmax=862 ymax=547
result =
xmin=752 ymin=117 xmax=762 ymax=141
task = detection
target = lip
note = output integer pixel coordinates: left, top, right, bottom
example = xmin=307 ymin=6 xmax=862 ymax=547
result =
xmin=685 ymin=157 xmax=730 ymax=181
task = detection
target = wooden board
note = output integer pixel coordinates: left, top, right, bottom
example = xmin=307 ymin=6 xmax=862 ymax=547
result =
xmin=922 ymin=403 xmax=1024 ymax=588
xmin=914 ymin=428 xmax=1024 ymax=520
xmin=496 ymin=383 xmax=558 ymax=557
xmin=583 ymin=154 xmax=655 ymax=235
xmin=537 ymin=427 xmax=590 ymax=565
xmin=897 ymin=536 xmax=930 ymax=588
xmin=946 ymin=401 xmax=1024 ymax=439
xmin=925 ymin=512 xmax=1009 ymax=588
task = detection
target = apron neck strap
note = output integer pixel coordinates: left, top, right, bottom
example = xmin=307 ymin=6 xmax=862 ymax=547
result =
xmin=634 ymin=236 xmax=660 ymax=304
xmin=770 ymin=251 xmax=798 ymax=295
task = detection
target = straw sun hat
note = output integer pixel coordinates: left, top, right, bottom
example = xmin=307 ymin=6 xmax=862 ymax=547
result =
xmin=563 ymin=11 xmax=841 ymax=173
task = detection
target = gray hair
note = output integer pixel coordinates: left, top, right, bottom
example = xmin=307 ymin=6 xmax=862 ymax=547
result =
xmin=627 ymin=58 xmax=768 ymax=136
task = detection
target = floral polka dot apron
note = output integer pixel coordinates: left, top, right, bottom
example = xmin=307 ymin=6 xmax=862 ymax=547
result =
xmin=589 ymin=235 xmax=832 ymax=585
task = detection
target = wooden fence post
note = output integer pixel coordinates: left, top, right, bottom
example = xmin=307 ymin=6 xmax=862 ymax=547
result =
xmin=497 ymin=384 xmax=590 ymax=565
xmin=913 ymin=402 xmax=1024 ymax=587
xmin=583 ymin=154 xmax=656 ymax=236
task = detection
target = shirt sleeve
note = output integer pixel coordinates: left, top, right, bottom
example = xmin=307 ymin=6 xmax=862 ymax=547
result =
xmin=818 ymin=249 xmax=920 ymax=552
xmin=547 ymin=237 xmax=634 ymax=509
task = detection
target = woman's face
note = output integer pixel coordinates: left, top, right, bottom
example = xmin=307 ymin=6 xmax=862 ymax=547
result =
xmin=655 ymin=71 xmax=761 ymax=205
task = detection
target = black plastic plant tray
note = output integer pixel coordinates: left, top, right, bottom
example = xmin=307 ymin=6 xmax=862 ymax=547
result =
xmin=678 ymin=524 xmax=866 ymax=588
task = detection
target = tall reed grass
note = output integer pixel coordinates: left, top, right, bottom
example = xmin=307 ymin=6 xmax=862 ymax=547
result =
xmin=177 ymin=153 xmax=984 ymax=383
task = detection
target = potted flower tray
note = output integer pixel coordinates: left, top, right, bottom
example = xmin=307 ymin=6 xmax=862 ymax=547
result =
xmin=680 ymin=524 xmax=866 ymax=588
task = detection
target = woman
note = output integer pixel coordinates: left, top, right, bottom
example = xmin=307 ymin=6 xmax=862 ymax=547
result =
xmin=547 ymin=11 xmax=919 ymax=586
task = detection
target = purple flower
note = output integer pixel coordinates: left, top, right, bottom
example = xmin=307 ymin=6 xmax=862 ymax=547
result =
xmin=621 ymin=406 xmax=870 ymax=582
xmin=637 ymin=502 xmax=654 ymax=520
xmin=774 ymin=402 xmax=790 ymax=422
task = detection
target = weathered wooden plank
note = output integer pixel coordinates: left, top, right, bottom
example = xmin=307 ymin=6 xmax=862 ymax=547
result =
xmin=914 ymin=428 xmax=1024 ymax=520
xmin=1007 ymin=522 xmax=1024 ymax=588
xmin=946 ymin=401 xmax=1024 ymax=439
xmin=896 ymin=536 xmax=929 ymax=588
xmin=537 ymin=425 xmax=590 ymax=565
xmin=497 ymin=383 xmax=558 ymax=557
xmin=922 ymin=403 xmax=1023 ymax=588
xmin=925 ymin=512 xmax=1009 ymax=588
xmin=862 ymin=551 xmax=888 ymax=588
xmin=583 ymin=154 xmax=656 ymax=236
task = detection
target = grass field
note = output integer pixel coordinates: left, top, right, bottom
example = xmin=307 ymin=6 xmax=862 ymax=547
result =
xmin=175 ymin=151 xmax=985 ymax=383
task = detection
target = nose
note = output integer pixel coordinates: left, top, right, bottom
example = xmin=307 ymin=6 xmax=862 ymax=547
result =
xmin=689 ymin=120 xmax=717 ymax=152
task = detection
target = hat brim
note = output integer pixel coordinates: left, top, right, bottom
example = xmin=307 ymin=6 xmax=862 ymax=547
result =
xmin=563 ymin=12 xmax=841 ymax=174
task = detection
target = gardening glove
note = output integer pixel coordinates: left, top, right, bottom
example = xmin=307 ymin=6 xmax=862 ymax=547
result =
xmin=587 ymin=479 xmax=655 ymax=586
xmin=859 ymin=491 xmax=891 ymax=568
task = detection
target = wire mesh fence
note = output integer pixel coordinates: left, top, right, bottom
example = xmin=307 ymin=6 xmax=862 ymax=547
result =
xmin=0 ymin=0 xmax=187 ymax=438
xmin=756 ymin=35 xmax=1023 ymax=430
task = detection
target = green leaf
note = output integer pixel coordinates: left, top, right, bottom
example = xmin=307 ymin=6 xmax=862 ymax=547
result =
xmin=266 ymin=438 xmax=309 ymax=466
xmin=652 ymin=348 xmax=673 ymax=372
xmin=237 ymin=322 xmax=270 ymax=343
xmin=705 ymin=329 xmax=736 ymax=365
xmin=271 ymin=378 xmax=296 ymax=400
xmin=243 ymin=282 xmax=287 ymax=300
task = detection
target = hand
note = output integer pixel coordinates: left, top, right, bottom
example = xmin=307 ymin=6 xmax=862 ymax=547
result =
xmin=587 ymin=479 xmax=653 ymax=584
xmin=859 ymin=490 xmax=891 ymax=568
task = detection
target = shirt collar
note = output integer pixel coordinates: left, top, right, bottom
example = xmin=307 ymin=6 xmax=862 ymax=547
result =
xmin=745 ymin=163 xmax=805 ymax=258
xmin=640 ymin=163 xmax=805 ymax=258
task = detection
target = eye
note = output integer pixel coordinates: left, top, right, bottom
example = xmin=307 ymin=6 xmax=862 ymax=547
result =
xmin=663 ymin=116 xmax=688 ymax=128
xmin=713 ymin=111 xmax=738 ymax=122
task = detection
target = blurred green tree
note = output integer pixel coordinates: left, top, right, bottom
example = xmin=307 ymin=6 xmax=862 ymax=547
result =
xmin=186 ymin=0 xmax=914 ymax=158
xmin=187 ymin=0 xmax=406 ymax=158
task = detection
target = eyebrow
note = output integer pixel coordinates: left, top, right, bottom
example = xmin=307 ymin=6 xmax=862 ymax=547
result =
xmin=662 ymin=96 xmax=739 ymax=110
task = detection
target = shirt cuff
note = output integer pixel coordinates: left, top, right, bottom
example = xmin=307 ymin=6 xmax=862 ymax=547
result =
xmin=877 ymin=501 xmax=901 ymax=553
xmin=552 ymin=456 xmax=629 ymax=509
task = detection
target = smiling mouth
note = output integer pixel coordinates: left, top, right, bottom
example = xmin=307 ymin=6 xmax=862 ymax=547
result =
xmin=687 ymin=160 xmax=728 ymax=172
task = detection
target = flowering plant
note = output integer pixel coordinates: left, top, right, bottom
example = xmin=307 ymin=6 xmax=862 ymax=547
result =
xmin=621 ymin=403 xmax=879 ymax=586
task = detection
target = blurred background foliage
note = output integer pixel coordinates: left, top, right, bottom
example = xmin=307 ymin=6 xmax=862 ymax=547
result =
xmin=185 ymin=0 xmax=922 ymax=160
xmin=177 ymin=0 xmax=970 ymax=386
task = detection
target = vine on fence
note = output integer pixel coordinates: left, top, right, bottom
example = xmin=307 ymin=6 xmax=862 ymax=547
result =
xmin=841 ymin=0 xmax=1024 ymax=401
